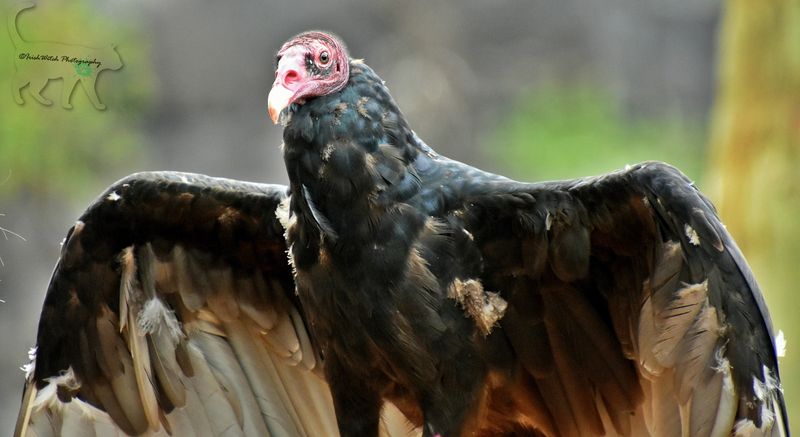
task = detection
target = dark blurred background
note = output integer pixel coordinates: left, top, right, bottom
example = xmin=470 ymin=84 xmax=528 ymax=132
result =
xmin=1 ymin=0 xmax=797 ymax=431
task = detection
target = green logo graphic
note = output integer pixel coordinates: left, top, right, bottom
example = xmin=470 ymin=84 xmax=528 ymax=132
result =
xmin=8 ymin=2 xmax=124 ymax=110
xmin=74 ymin=62 xmax=93 ymax=77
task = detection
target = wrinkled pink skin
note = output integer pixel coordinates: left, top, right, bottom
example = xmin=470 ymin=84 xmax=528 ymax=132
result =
xmin=268 ymin=33 xmax=350 ymax=123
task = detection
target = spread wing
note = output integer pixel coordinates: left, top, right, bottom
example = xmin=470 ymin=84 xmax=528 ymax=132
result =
xmin=14 ymin=172 xmax=415 ymax=437
xmin=463 ymin=162 xmax=788 ymax=437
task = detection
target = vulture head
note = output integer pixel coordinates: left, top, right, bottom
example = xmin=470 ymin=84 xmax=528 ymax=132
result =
xmin=268 ymin=31 xmax=351 ymax=124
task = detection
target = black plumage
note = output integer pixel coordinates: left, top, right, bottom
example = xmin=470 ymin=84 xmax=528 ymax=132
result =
xmin=15 ymin=32 xmax=788 ymax=437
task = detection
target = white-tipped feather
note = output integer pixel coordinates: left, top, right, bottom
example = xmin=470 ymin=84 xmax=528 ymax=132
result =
xmin=774 ymin=330 xmax=786 ymax=358
xmin=31 ymin=368 xmax=81 ymax=412
xmin=139 ymin=297 xmax=184 ymax=345
xmin=709 ymin=354 xmax=737 ymax=437
xmin=21 ymin=347 xmax=37 ymax=381
xmin=275 ymin=196 xmax=292 ymax=230
xmin=685 ymin=224 xmax=701 ymax=246
xmin=760 ymin=365 xmax=781 ymax=398
xmin=27 ymin=389 xmax=142 ymax=437
xmin=754 ymin=365 xmax=784 ymax=437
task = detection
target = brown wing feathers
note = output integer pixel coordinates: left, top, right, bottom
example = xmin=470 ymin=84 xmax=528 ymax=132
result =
xmin=465 ymin=162 xmax=785 ymax=436
xmin=16 ymin=172 xmax=340 ymax=437
xmin=16 ymin=163 xmax=786 ymax=436
xmin=467 ymin=186 xmax=643 ymax=436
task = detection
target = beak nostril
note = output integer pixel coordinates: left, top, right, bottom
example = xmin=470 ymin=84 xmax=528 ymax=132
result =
xmin=283 ymin=69 xmax=300 ymax=85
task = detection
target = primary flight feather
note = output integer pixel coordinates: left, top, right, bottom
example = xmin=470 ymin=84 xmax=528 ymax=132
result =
xmin=15 ymin=31 xmax=788 ymax=437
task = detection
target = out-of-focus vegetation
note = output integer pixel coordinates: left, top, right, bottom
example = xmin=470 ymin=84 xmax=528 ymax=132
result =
xmin=0 ymin=1 xmax=154 ymax=200
xmin=490 ymin=84 xmax=705 ymax=183
xmin=708 ymin=0 xmax=799 ymax=422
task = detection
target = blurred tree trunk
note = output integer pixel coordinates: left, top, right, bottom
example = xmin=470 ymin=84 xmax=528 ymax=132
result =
xmin=708 ymin=0 xmax=800 ymax=420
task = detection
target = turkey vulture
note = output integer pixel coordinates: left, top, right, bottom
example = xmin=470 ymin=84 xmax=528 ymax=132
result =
xmin=15 ymin=31 xmax=788 ymax=437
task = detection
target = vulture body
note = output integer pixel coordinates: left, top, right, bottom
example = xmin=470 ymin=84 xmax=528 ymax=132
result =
xmin=15 ymin=31 xmax=788 ymax=437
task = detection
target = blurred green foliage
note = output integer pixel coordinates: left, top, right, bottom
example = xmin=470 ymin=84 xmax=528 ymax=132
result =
xmin=0 ymin=1 xmax=154 ymax=200
xmin=490 ymin=84 xmax=705 ymax=183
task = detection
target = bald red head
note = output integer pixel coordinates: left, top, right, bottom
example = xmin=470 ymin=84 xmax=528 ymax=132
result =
xmin=268 ymin=31 xmax=351 ymax=124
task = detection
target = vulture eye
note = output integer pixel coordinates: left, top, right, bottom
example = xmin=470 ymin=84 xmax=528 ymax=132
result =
xmin=319 ymin=51 xmax=330 ymax=65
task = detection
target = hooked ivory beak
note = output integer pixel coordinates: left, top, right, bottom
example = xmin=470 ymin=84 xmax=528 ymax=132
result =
xmin=268 ymin=83 xmax=294 ymax=124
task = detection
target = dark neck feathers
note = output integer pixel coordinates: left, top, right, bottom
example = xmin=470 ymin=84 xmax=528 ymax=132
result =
xmin=282 ymin=62 xmax=432 ymax=227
